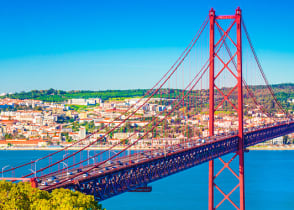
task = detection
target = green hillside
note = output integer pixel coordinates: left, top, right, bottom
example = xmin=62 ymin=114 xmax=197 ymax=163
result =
xmin=1 ymin=84 xmax=294 ymax=110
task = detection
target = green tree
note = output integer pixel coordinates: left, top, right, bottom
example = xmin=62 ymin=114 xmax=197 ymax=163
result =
xmin=85 ymin=121 xmax=96 ymax=133
xmin=0 ymin=181 xmax=104 ymax=210
xmin=4 ymin=133 xmax=13 ymax=140
xmin=283 ymin=135 xmax=289 ymax=144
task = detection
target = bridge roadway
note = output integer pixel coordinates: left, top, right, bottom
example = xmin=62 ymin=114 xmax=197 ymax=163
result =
xmin=38 ymin=121 xmax=294 ymax=201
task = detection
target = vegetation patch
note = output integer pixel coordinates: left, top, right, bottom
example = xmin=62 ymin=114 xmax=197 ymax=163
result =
xmin=0 ymin=181 xmax=104 ymax=210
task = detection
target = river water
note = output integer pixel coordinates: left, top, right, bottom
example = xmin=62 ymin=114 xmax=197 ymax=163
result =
xmin=0 ymin=150 xmax=293 ymax=209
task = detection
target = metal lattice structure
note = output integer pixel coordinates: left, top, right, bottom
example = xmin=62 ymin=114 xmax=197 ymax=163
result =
xmin=208 ymin=8 xmax=245 ymax=210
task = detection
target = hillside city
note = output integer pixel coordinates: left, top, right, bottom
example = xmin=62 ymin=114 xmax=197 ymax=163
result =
xmin=0 ymin=94 xmax=293 ymax=150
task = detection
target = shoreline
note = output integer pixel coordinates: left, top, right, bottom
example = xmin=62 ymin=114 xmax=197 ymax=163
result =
xmin=247 ymin=145 xmax=294 ymax=151
xmin=0 ymin=146 xmax=154 ymax=151
xmin=1 ymin=145 xmax=294 ymax=151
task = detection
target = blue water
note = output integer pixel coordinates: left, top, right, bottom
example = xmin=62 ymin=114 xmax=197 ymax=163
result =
xmin=0 ymin=150 xmax=293 ymax=209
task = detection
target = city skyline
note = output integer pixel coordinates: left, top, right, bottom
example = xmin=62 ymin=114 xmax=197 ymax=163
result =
xmin=0 ymin=0 xmax=294 ymax=93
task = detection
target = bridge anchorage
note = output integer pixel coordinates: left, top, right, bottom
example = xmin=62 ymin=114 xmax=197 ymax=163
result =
xmin=1 ymin=6 xmax=294 ymax=210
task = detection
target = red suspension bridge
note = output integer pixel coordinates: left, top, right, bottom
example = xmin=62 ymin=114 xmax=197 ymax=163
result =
xmin=1 ymin=8 xmax=294 ymax=210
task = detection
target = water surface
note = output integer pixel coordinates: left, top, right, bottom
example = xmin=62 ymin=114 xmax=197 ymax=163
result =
xmin=0 ymin=150 xmax=293 ymax=209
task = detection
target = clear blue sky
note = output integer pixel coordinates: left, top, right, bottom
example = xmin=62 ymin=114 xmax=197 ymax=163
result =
xmin=0 ymin=0 xmax=293 ymax=93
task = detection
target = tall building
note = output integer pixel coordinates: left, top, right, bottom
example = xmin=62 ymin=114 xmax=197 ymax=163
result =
xmin=79 ymin=126 xmax=86 ymax=140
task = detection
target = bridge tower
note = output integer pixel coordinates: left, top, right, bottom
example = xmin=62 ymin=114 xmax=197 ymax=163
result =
xmin=208 ymin=7 xmax=245 ymax=210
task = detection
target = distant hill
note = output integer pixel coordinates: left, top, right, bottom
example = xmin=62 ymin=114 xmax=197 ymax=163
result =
xmin=251 ymin=83 xmax=294 ymax=103
xmin=1 ymin=84 xmax=294 ymax=108
xmin=0 ymin=89 xmax=150 ymax=102
xmin=248 ymin=83 xmax=294 ymax=112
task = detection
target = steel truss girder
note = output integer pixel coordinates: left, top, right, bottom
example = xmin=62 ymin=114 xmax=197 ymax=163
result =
xmin=244 ymin=122 xmax=294 ymax=147
xmin=62 ymin=136 xmax=240 ymax=201
xmin=50 ymin=122 xmax=294 ymax=201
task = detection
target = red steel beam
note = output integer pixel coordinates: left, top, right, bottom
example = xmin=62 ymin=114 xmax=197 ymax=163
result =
xmin=236 ymin=7 xmax=245 ymax=210
xmin=208 ymin=8 xmax=215 ymax=210
xmin=216 ymin=15 xmax=236 ymax=20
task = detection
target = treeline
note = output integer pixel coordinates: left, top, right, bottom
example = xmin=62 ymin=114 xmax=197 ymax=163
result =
xmin=248 ymin=83 xmax=294 ymax=102
xmin=2 ymin=89 xmax=150 ymax=102
xmin=248 ymin=83 xmax=294 ymax=112
xmin=1 ymin=84 xmax=294 ymax=107
xmin=1 ymin=88 xmax=188 ymax=102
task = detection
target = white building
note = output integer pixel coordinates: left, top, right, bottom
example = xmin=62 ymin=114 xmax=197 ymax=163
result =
xmin=79 ymin=126 xmax=86 ymax=140
xmin=68 ymin=98 xmax=102 ymax=106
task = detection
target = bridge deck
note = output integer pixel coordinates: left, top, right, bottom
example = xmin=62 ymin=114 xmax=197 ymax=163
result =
xmin=26 ymin=122 xmax=294 ymax=200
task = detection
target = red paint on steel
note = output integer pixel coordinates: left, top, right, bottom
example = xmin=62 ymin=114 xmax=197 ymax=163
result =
xmin=208 ymin=7 xmax=215 ymax=210
xmin=30 ymin=178 xmax=38 ymax=188
xmin=208 ymin=7 xmax=245 ymax=210
xmin=236 ymin=7 xmax=245 ymax=210
xmin=215 ymin=15 xmax=236 ymax=20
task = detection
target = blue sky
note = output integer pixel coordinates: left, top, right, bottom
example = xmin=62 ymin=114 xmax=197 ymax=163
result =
xmin=0 ymin=0 xmax=293 ymax=93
